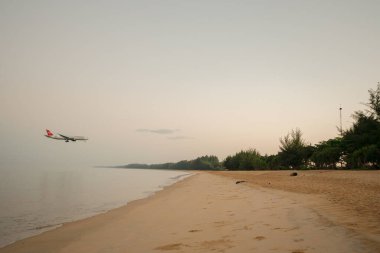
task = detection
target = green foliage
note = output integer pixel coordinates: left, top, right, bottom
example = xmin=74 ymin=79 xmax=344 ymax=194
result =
xmin=223 ymin=149 xmax=267 ymax=170
xmin=150 ymin=163 xmax=175 ymax=170
xmin=279 ymin=128 xmax=305 ymax=152
xmin=366 ymin=83 xmax=380 ymax=119
xmin=125 ymin=155 xmax=222 ymax=170
xmin=278 ymin=129 xmax=307 ymax=169
xmin=310 ymin=138 xmax=342 ymax=168
xmin=349 ymin=145 xmax=380 ymax=168
xmin=262 ymin=154 xmax=280 ymax=169
xmin=341 ymin=84 xmax=380 ymax=169
xmin=342 ymin=114 xmax=380 ymax=153
xmin=342 ymin=115 xmax=380 ymax=169
xmin=191 ymin=155 xmax=222 ymax=170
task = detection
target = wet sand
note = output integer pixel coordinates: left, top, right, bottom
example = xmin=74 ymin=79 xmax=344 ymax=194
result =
xmin=1 ymin=171 xmax=379 ymax=253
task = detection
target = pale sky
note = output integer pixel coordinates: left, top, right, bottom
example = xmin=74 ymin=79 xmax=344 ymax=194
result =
xmin=0 ymin=0 xmax=379 ymax=169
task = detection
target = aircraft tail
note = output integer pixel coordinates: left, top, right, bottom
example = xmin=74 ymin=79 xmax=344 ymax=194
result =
xmin=46 ymin=129 xmax=53 ymax=137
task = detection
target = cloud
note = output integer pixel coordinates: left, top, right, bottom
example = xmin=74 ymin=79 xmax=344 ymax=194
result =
xmin=136 ymin=128 xmax=179 ymax=135
xmin=136 ymin=128 xmax=193 ymax=140
xmin=167 ymin=136 xmax=194 ymax=140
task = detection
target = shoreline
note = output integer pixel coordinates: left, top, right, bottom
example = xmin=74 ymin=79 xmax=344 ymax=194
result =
xmin=0 ymin=170 xmax=193 ymax=249
xmin=1 ymin=171 xmax=379 ymax=253
xmin=0 ymin=172 xmax=198 ymax=253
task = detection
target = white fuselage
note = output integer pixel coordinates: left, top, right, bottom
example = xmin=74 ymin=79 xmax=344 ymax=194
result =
xmin=45 ymin=133 xmax=88 ymax=142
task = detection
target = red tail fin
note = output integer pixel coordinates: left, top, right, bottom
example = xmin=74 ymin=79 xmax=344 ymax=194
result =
xmin=46 ymin=129 xmax=53 ymax=136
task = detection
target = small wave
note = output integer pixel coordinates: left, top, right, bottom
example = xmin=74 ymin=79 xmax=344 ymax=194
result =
xmin=30 ymin=223 xmax=61 ymax=231
xmin=170 ymin=173 xmax=192 ymax=180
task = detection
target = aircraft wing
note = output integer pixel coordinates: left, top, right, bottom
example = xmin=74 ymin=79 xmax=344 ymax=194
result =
xmin=58 ymin=134 xmax=76 ymax=141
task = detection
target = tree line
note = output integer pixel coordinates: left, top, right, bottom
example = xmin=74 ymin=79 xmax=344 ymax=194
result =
xmin=124 ymin=83 xmax=379 ymax=170
xmin=224 ymin=83 xmax=380 ymax=170
xmin=123 ymin=155 xmax=222 ymax=170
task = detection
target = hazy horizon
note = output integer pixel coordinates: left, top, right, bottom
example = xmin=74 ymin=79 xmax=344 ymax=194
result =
xmin=1 ymin=0 xmax=379 ymax=169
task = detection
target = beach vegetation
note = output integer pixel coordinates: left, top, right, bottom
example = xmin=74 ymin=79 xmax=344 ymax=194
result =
xmin=310 ymin=138 xmax=343 ymax=169
xmin=366 ymin=83 xmax=380 ymax=119
xmin=221 ymin=83 xmax=380 ymax=170
xmin=277 ymin=129 xmax=308 ymax=169
xmin=123 ymin=155 xmax=222 ymax=170
xmin=223 ymin=149 xmax=267 ymax=170
xmin=340 ymin=84 xmax=380 ymax=169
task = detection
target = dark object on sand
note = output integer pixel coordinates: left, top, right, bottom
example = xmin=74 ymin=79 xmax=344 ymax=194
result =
xmin=236 ymin=180 xmax=246 ymax=184
xmin=290 ymin=172 xmax=298 ymax=176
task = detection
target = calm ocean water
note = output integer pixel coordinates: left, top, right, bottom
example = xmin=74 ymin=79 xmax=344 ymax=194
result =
xmin=0 ymin=167 xmax=191 ymax=247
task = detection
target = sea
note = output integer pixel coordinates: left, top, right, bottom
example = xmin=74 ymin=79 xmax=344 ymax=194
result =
xmin=0 ymin=167 xmax=191 ymax=247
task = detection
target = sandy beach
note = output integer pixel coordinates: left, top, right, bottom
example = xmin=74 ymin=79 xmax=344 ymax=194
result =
xmin=213 ymin=170 xmax=380 ymax=240
xmin=1 ymin=171 xmax=380 ymax=253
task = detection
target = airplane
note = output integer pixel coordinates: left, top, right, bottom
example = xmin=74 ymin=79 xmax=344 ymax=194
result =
xmin=45 ymin=129 xmax=88 ymax=142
